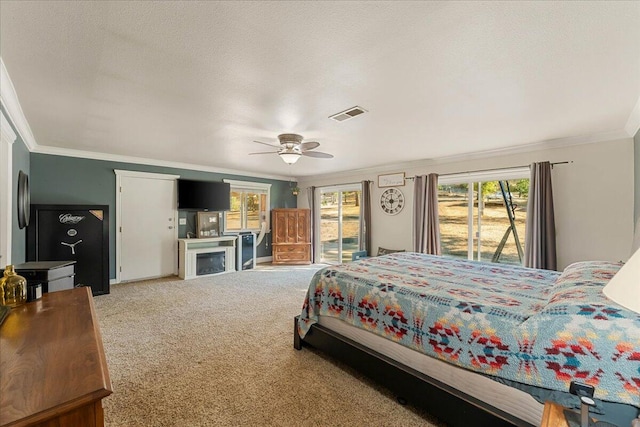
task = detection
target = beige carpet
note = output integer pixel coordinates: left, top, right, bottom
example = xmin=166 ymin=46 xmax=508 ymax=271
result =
xmin=94 ymin=265 xmax=444 ymax=426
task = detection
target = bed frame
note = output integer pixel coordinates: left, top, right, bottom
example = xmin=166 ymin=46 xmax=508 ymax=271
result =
xmin=294 ymin=316 xmax=535 ymax=427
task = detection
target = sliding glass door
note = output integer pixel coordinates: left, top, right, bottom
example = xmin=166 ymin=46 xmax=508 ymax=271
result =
xmin=438 ymin=175 xmax=529 ymax=265
xmin=318 ymin=184 xmax=362 ymax=264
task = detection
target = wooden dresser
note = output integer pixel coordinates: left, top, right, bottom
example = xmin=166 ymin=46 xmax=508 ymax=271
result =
xmin=272 ymin=208 xmax=311 ymax=264
xmin=0 ymin=287 xmax=112 ymax=427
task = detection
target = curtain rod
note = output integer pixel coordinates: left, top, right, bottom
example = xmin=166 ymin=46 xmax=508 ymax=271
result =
xmin=404 ymin=161 xmax=572 ymax=181
xmin=309 ymin=180 xmax=372 ymax=189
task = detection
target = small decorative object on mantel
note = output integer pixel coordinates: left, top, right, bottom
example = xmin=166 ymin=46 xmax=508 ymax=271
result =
xmin=197 ymin=211 xmax=220 ymax=238
xmin=1 ymin=264 xmax=27 ymax=307
xmin=378 ymin=172 xmax=405 ymax=188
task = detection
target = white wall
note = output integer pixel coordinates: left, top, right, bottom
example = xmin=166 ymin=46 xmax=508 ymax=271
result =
xmin=635 ymin=130 xmax=640 ymax=232
xmin=298 ymin=138 xmax=635 ymax=270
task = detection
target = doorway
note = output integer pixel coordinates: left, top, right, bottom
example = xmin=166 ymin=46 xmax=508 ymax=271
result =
xmin=115 ymin=170 xmax=179 ymax=282
xmin=318 ymin=184 xmax=362 ymax=264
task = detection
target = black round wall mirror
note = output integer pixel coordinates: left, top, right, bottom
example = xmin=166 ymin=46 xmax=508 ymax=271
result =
xmin=17 ymin=170 xmax=30 ymax=229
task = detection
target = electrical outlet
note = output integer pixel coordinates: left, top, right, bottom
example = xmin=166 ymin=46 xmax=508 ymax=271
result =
xmin=179 ymin=218 xmax=187 ymax=225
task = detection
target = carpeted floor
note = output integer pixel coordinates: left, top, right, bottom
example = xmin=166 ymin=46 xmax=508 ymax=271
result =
xmin=93 ymin=265 xmax=445 ymax=426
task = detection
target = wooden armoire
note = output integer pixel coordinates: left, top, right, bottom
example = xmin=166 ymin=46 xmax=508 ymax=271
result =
xmin=271 ymin=208 xmax=311 ymax=265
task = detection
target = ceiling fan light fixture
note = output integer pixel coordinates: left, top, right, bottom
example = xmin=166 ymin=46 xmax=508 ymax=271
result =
xmin=252 ymin=133 xmax=332 ymax=164
xmin=279 ymin=151 xmax=301 ymax=164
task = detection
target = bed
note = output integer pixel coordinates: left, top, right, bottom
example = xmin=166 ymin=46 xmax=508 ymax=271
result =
xmin=294 ymin=252 xmax=640 ymax=427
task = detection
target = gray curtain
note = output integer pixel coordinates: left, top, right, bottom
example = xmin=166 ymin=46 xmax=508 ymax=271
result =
xmin=524 ymin=162 xmax=557 ymax=270
xmin=307 ymin=186 xmax=317 ymax=263
xmin=413 ymin=173 xmax=441 ymax=255
xmin=359 ymin=180 xmax=372 ymax=255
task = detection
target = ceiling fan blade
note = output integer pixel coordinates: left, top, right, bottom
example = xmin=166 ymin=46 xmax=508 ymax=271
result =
xmin=302 ymin=151 xmax=333 ymax=159
xmin=253 ymin=140 xmax=281 ymax=148
xmin=249 ymin=151 xmax=278 ymax=155
xmin=300 ymin=141 xmax=320 ymax=151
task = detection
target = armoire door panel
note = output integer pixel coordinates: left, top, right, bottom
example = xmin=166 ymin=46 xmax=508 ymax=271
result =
xmin=271 ymin=208 xmax=311 ymax=265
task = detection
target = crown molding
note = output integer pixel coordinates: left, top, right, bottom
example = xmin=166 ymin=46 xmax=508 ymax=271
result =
xmin=427 ymin=129 xmax=631 ymax=165
xmin=0 ymin=57 xmax=37 ymax=151
xmin=625 ymin=95 xmax=640 ymax=137
xmin=32 ymin=144 xmax=294 ymax=182
xmin=1 ymin=109 xmax=17 ymax=145
xmin=300 ymin=128 xmax=632 ymax=183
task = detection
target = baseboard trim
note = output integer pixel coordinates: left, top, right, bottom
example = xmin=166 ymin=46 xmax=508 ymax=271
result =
xmin=256 ymin=256 xmax=273 ymax=264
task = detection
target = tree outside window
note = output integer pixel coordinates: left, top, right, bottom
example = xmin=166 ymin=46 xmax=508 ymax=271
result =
xmin=438 ymin=177 xmax=529 ymax=265
xmin=224 ymin=181 xmax=270 ymax=232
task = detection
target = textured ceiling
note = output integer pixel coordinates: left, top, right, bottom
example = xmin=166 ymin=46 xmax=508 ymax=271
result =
xmin=1 ymin=1 xmax=639 ymax=178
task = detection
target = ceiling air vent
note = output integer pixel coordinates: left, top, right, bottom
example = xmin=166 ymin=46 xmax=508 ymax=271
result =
xmin=329 ymin=106 xmax=367 ymax=122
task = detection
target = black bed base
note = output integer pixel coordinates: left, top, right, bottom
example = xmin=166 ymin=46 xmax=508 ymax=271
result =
xmin=294 ymin=316 xmax=535 ymax=427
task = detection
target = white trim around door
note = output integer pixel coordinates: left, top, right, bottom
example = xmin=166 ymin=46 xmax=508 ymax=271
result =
xmin=0 ymin=110 xmax=17 ymax=265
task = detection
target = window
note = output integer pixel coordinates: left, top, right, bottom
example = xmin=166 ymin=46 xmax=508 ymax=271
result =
xmin=316 ymin=184 xmax=362 ymax=264
xmin=223 ymin=180 xmax=271 ymax=233
xmin=438 ymin=168 xmax=529 ymax=265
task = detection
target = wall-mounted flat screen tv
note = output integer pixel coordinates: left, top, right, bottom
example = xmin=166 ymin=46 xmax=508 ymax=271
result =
xmin=177 ymin=180 xmax=231 ymax=211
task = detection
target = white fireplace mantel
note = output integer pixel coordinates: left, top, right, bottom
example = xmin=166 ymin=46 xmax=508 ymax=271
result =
xmin=178 ymin=236 xmax=236 ymax=280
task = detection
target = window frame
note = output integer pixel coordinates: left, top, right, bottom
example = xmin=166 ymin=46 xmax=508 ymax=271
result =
xmin=438 ymin=167 xmax=529 ymax=263
xmin=223 ymin=179 xmax=271 ymax=233
xmin=315 ymin=183 xmax=363 ymax=264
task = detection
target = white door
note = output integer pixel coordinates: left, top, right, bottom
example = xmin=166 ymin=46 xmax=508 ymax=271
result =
xmin=117 ymin=171 xmax=179 ymax=282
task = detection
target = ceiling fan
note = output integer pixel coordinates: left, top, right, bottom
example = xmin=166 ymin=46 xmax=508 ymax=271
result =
xmin=250 ymin=133 xmax=334 ymax=164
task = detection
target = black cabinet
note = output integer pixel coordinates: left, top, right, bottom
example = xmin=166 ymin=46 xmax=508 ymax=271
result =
xmin=27 ymin=205 xmax=109 ymax=295
xmin=3 ymin=261 xmax=76 ymax=294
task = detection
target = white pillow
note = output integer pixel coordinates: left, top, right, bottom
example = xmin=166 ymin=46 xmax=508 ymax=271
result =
xmin=603 ymin=246 xmax=640 ymax=313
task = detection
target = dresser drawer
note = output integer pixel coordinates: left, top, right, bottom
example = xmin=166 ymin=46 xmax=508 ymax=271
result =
xmin=273 ymin=245 xmax=311 ymax=264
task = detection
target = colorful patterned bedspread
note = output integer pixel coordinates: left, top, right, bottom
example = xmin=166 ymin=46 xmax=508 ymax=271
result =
xmin=298 ymin=252 xmax=640 ymax=407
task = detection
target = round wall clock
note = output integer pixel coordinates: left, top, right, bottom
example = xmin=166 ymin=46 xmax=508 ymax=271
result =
xmin=380 ymin=187 xmax=404 ymax=215
xmin=17 ymin=170 xmax=30 ymax=229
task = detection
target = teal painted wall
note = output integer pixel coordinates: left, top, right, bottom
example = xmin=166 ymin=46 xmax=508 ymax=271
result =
xmin=30 ymin=153 xmax=297 ymax=279
xmin=2 ymin=105 xmax=30 ymax=264
xmin=11 ymin=137 xmax=30 ymax=264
